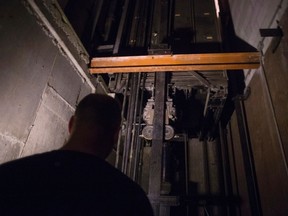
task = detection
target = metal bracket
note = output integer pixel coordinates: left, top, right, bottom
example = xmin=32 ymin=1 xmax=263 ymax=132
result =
xmin=259 ymin=26 xmax=283 ymax=37
xmin=260 ymin=25 xmax=283 ymax=53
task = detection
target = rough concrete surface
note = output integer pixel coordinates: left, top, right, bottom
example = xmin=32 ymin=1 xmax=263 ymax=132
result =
xmin=244 ymin=71 xmax=288 ymax=216
xmin=78 ymin=81 xmax=94 ymax=103
xmin=0 ymin=134 xmax=24 ymax=164
xmin=241 ymin=7 xmax=288 ymax=216
xmin=229 ymin=0 xmax=288 ymax=49
xmin=49 ymin=52 xmax=83 ymax=106
xmin=0 ymin=1 xmax=94 ymax=162
xmin=264 ymin=7 xmax=288 ymax=166
xmin=21 ymin=87 xmax=74 ymax=157
xmin=0 ymin=0 xmax=58 ymax=141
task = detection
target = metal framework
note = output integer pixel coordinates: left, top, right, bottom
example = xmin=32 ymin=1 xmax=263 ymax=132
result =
xmin=89 ymin=52 xmax=260 ymax=74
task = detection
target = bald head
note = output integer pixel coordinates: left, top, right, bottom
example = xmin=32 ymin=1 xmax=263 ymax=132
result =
xmin=74 ymin=94 xmax=121 ymax=133
xmin=65 ymin=94 xmax=122 ymax=158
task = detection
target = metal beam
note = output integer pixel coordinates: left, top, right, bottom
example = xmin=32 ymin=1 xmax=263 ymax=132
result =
xmin=148 ymin=72 xmax=166 ymax=216
xmin=189 ymin=71 xmax=213 ymax=88
xmin=113 ymin=0 xmax=130 ymax=54
xmin=89 ymin=52 xmax=260 ymax=74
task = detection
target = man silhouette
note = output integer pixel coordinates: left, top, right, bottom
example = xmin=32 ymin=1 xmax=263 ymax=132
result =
xmin=0 ymin=93 xmax=154 ymax=216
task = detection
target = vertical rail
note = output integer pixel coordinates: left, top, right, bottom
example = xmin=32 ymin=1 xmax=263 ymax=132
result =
xmin=133 ymin=73 xmax=146 ymax=181
xmin=122 ymin=74 xmax=138 ymax=174
xmin=191 ymin=0 xmax=196 ymax=43
xmin=219 ymin=123 xmax=234 ymax=216
xmin=227 ymin=122 xmax=242 ymax=215
xmin=115 ymin=74 xmax=130 ymax=169
xmin=113 ymin=0 xmax=130 ymax=54
xmin=128 ymin=73 xmax=141 ymax=176
xmin=90 ymin=0 xmax=104 ymax=41
xmin=162 ymin=141 xmax=171 ymax=191
xmin=184 ymin=133 xmax=190 ymax=216
xmin=149 ymin=0 xmax=171 ymax=52
xmin=234 ymin=98 xmax=262 ymax=216
xmin=148 ymin=72 xmax=166 ymax=216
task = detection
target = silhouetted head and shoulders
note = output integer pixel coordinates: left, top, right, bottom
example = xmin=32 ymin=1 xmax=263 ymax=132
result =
xmin=62 ymin=93 xmax=122 ymax=158
xmin=0 ymin=93 xmax=154 ymax=216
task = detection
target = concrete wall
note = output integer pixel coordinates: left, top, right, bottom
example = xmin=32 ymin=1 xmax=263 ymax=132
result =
xmin=229 ymin=0 xmax=287 ymax=50
xmin=188 ymin=138 xmax=223 ymax=215
xmin=228 ymin=5 xmax=288 ymax=216
xmin=0 ymin=1 xmax=95 ymax=163
xmin=228 ymin=0 xmax=288 ymax=85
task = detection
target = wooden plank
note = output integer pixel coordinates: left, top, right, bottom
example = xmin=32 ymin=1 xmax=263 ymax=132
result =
xmin=89 ymin=52 xmax=260 ymax=74
xmin=89 ymin=63 xmax=259 ymax=74
xmin=90 ymin=52 xmax=260 ymax=67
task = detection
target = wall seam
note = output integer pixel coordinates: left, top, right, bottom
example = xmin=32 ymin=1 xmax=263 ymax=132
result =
xmin=245 ymin=0 xmax=287 ymax=86
xmin=25 ymin=0 xmax=96 ymax=93
xmin=259 ymin=51 xmax=288 ymax=177
xmin=18 ymin=53 xmax=58 ymax=158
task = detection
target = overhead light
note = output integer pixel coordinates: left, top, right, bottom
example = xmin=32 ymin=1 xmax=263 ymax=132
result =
xmin=214 ymin=0 xmax=220 ymax=17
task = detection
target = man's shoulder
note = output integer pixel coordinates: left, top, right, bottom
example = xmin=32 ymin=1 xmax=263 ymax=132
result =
xmin=0 ymin=150 xmax=154 ymax=216
xmin=0 ymin=150 xmax=136 ymax=187
xmin=0 ymin=151 xmax=55 ymax=170
xmin=0 ymin=150 xmax=76 ymax=170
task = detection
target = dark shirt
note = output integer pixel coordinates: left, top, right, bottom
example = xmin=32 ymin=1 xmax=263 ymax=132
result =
xmin=0 ymin=150 xmax=154 ymax=216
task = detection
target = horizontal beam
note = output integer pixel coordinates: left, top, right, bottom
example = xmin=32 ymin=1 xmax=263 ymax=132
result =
xmin=90 ymin=52 xmax=260 ymax=74
xmin=90 ymin=64 xmax=259 ymax=73
xmin=91 ymin=52 xmax=260 ymax=67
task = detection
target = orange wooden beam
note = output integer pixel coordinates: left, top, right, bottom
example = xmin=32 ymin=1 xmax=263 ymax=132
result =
xmin=89 ymin=52 xmax=260 ymax=74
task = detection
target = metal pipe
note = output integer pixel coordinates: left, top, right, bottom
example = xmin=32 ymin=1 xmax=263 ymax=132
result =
xmin=113 ymin=0 xmax=130 ymax=54
xmin=184 ymin=133 xmax=189 ymax=195
xmin=137 ymin=0 xmax=150 ymax=47
xmin=218 ymin=123 xmax=234 ymax=216
xmin=227 ymin=122 xmax=241 ymax=215
xmin=128 ymin=0 xmax=140 ymax=47
xmin=122 ymin=74 xmax=138 ymax=174
xmin=90 ymin=0 xmax=104 ymax=41
xmin=184 ymin=133 xmax=190 ymax=216
xmin=133 ymin=73 xmax=146 ymax=181
xmin=203 ymin=88 xmax=211 ymax=116
xmin=103 ymin=0 xmax=118 ymax=41
xmin=115 ymin=74 xmax=130 ymax=168
xmin=128 ymin=73 xmax=141 ymax=176
xmin=121 ymin=74 xmax=133 ymax=173
xmin=161 ymin=142 xmax=170 ymax=184
xmin=191 ymin=0 xmax=196 ymax=43
xmin=203 ymin=139 xmax=210 ymax=194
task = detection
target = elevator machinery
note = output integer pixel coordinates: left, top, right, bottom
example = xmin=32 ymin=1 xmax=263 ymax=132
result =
xmin=64 ymin=0 xmax=260 ymax=215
